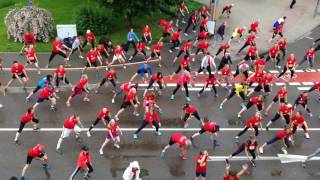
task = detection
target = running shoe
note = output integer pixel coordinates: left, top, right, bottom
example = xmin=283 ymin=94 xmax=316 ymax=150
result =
xmin=225 ymin=159 xmax=230 ymax=164
xmin=158 ymin=108 xmax=163 ymax=114
xmin=133 ymin=112 xmax=140 ymax=116
xmin=219 ymin=104 xmax=223 ymax=110
xmin=42 ymin=164 xmax=51 ymax=170
xmin=33 ymin=127 xmax=40 ymax=131
xmin=37 ymin=71 xmax=41 ymax=75
xmin=114 ymin=144 xmax=120 ymax=149
xmin=133 ymin=134 xmax=138 ymax=139
xmin=87 ymin=131 xmax=92 ymax=137
xmin=281 ymin=147 xmax=288 ymax=154
xmin=213 ymin=139 xmax=220 ymax=146
xmin=186 ymin=97 xmax=191 ymax=102
xmin=111 ymin=98 xmax=115 ymax=104
xmin=259 ymin=147 xmax=264 ymax=154
xmin=156 ymin=131 xmax=162 ymax=136
xmin=0 ymin=104 xmax=2 ymax=108
xmin=160 ymin=150 xmax=166 ymax=157
xmin=234 ymin=136 xmax=239 ymax=142
xmin=99 ymin=149 xmax=104 ymax=155
xmin=170 ymin=95 xmax=175 ymax=100
xmin=305 ymin=133 xmax=310 ymax=139
xmin=302 ymin=161 xmax=307 ymax=168
xmin=168 ymin=49 xmax=173 ymax=53
xmin=265 ymin=126 xmax=269 ymax=131
xmin=79 ymin=55 xmax=84 ymax=59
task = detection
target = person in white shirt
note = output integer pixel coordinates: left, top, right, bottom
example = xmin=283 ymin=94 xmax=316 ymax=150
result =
xmin=123 ymin=161 xmax=141 ymax=180
xmin=196 ymin=52 xmax=216 ymax=77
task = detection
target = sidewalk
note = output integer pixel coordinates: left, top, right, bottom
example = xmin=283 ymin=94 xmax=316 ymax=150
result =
xmin=196 ymin=0 xmax=320 ymax=60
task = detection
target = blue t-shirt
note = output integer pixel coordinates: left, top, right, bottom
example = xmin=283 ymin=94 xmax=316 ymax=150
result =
xmin=38 ymin=77 xmax=48 ymax=88
xmin=137 ymin=64 xmax=152 ymax=76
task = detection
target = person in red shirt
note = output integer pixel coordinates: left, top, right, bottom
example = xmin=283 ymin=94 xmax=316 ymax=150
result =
xmin=32 ymin=85 xmax=57 ymax=111
xmin=147 ymin=42 xmax=163 ymax=67
xmin=53 ymin=64 xmax=72 ymax=92
xmin=293 ymin=91 xmax=312 ymax=116
xmin=199 ymin=16 xmax=209 ymax=32
xmin=221 ymin=4 xmax=234 ymax=18
xmin=144 ymin=72 xmax=165 ymax=96
xmin=109 ymin=45 xmax=127 ymax=69
xmin=243 ymin=45 xmax=258 ymax=62
xmin=181 ymin=103 xmax=202 ymax=128
xmin=198 ymin=74 xmax=222 ymax=97
xmin=223 ymin=163 xmax=248 ymax=180
xmin=95 ymin=68 xmax=117 ymax=94
xmin=66 ymin=74 xmax=90 ymax=107
xmin=173 ymin=40 xmax=192 ymax=63
xmin=168 ymin=29 xmax=182 ymax=53
xmin=270 ymin=23 xmax=284 ymax=42
xmin=184 ymin=12 xmax=197 ymax=35
xmin=277 ymin=38 xmax=287 ymax=59
xmin=264 ymin=85 xmax=288 ymax=115
xmin=47 ymin=37 xmax=71 ymax=68
xmin=87 ymin=107 xmax=112 ymax=137
xmin=248 ymin=71 xmax=273 ymax=96
xmin=194 ymin=40 xmax=210 ymax=59
xmin=69 ymin=146 xmax=93 ymax=179
xmin=238 ymin=95 xmax=264 ymax=118
xmin=235 ymin=112 xmax=263 ymax=140
xmin=190 ymin=117 xmax=220 ymax=147
xmin=114 ymin=87 xmax=140 ymax=121
xmin=20 ymin=32 xmax=36 ymax=53
xmin=170 ymin=70 xmax=193 ymax=102
xmin=159 ymin=20 xmax=173 ymax=42
xmin=249 ymin=20 xmax=260 ymax=34
xmin=290 ymin=111 xmax=310 ymax=139
xmin=175 ymin=1 xmax=189 ymax=27
xmin=298 ymin=47 xmax=316 ymax=71
xmin=56 ymin=114 xmax=84 ymax=154
xmin=143 ymin=91 xmax=162 ymax=113
xmin=83 ymin=29 xmax=95 ymax=48
xmin=227 ymin=136 xmax=259 ymax=166
xmin=266 ymin=103 xmax=293 ymax=130
xmin=238 ymin=32 xmax=256 ymax=53
xmin=133 ymin=106 xmax=162 ymax=139
xmin=215 ymin=42 xmax=231 ymax=57
xmin=171 ymin=54 xmax=191 ymax=79
xmin=277 ymin=53 xmax=297 ymax=80
xmin=195 ymin=150 xmax=211 ymax=179
xmin=112 ymin=82 xmax=136 ymax=104
xmin=23 ymin=44 xmax=40 ymax=75
xmin=230 ymin=26 xmax=246 ymax=43
xmin=5 ymin=61 xmax=29 ymax=91
xmin=160 ymin=133 xmax=192 ymax=160
xmin=142 ymin=25 xmax=152 ymax=45
xmin=193 ymin=31 xmax=209 ymax=46
xmin=259 ymin=125 xmax=293 ymax=154
xmin=128 ymin=41 xmax=147 ymax=61
xmin=82 ymin=47 xmax=102 ymax=76
xmin=220 ymin=63 xmax=232 ymax=86
xmin=14 ymin=107 xmax=39 ymax=144
xmin=266 ymin=44 xmax=281 ymax=68
xmin=99 ymin=119 xmax=122 ymax=155
xmin=308 ymin=82 xmax=320 ymax=101
xmin=198 ymin=6 xmax=210 ymax=19
xmin=96 ymin=43 xmax=109 ymax=64
xmin=20 ymin=144 xmax=49 ymax=180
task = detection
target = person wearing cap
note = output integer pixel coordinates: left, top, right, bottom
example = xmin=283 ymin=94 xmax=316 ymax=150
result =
xmin=123 ymin=161 xmax=140 ymax=180
xmin=99 ymin=119 xmax=122 ymax=155
xmin=190 ymin=117 xmax=220 ymax=147
xmin=20 ymin=144 xmax=49 ymax=180
xmin=160 ymin=133 xmax=191 ymax=160
xmin=83 ymin=30 xmax=95 ymax=49
xmin=265 ymin=103 xmax=293 ymax=130
xmin=69 ymin=146 xmax=93 ymax=180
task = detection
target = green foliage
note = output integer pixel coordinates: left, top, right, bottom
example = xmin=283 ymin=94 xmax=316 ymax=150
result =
xmin=75 ymin=6 xmax=110 ymax=36
xmin=0 ymin=0 xmax=15 ymax=8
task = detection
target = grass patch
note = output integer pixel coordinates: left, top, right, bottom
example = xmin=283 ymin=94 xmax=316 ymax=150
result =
xmin=0 ymin=0 xmax=203 ymax=52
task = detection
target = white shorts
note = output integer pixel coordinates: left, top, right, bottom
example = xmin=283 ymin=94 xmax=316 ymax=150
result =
xmin=113 ymin=55 xmax=123 ymax=61
xmin=61 ymin=125 xmax=81 ymax=138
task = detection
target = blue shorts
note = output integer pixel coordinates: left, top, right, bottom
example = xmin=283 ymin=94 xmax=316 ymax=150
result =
xmin=196 ymin=172 xmax=206 ymax=177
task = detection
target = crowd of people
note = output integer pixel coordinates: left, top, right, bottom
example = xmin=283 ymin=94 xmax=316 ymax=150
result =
xmin=1 ymin=0 xmax=320 ymax=180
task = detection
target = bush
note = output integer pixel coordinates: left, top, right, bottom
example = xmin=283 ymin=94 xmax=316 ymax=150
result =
xmin=0 ymin=0 xmax=15 ymax=8
xmin=75 ymin=6 xmax=110 ymax=36
xmin=4 ymin=7 xmax=54 ymax=43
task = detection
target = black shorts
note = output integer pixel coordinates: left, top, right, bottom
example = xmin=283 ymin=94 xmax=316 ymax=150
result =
xmin=26 ymin=153 xmax=44 ymax=164
xmin=26 ymin=59 xmax=36 ymax=64
xmin=86 ymin=61 xmax=98 ymax=67
xmin=254 ymin=85 xmax=271 ymax=92
xmin=151 ymin=52 xmax=160 ymax=58
xmin=169 ymin=139 xmax=176 ymax=146
xmin=196 ymin=172 xmax=206 ymax=177
xmin=120 ymin=99 xmax=137 ymax=109
xmin=273 ymin=97 xmax=285 ymax=103
xmin=12 ymin=73 xmax=26 ymax=79
xmin=162 ymin=32 xmax=170 ymax=38
xmin=37 ymin=97 xmax=49 ymax=103
xmin=199 ymin=125 xmax=220 ymax=134
xmin=244 ymin=55 xmax=256 ymax=61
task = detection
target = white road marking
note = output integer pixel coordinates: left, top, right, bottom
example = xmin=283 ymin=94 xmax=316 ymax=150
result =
xmin=275 ymin=83 xmax=286 ymax=86
xmin=288 ymin=82 xmax=301 ymax=86
xmin=302 ymin=82 xmax=314 ymax=85
xmin=207 ymin=155 xmax=320 ymax=163
xmin=2 ymin=128 xmax=320 ymax=132
xmin=295 ymin=70 xmax=304 ymax=72
xmin=305 ymin=36 xmax=314 ymax=40
xmin=298 ymin=87 xmax=311 ymax=91
xmin=269 ymin=70 xmax=279 ymax=73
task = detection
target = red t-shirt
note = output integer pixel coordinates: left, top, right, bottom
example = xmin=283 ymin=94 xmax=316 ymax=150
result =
xmin=86 ymin=32 xmax=95 ymax=41
xmin=97 ymin=44 xmax=106 ymax=53
xmin=86 ymin=51 xmax=98 ymax=63
xmin=23 ymin=32 xmax=36 ymax=44
xmin=246 ymin=34 xmax=256 ymax=44
xmin=287 ymin=56 xmax=296 ymax=66
xmin=198 ymin=41 xmax=210 ymax=49
xmin=276 ymin=88 xmax=288 ymax=98
xmin=27 ymin=144 xmax=45 ymax=157
xmin=180 ymin=58 xmax=190 ymax=67
xmin=21 ymin=112 xmax=35 ymax=123
xmin=206 ymin=76 xmax=217 ymax=85
xmin=125 ymin=91 xmax=137 ymax=102
xmin=121 ymin=82 xmax=131 ymax=94
xmin=278 ymin=105 xmax=292 ymax=115
xmin=247 ymin=46 xmax=257 ymax=56
xmin=55 ymin=67 xmax=66 ymax=77
xmin=246 ymin=115 xmax=261 ymax=127
xmin=200 ymin=19 xmax=208 ymax=27
xmin=196 ymin=155 xmax=208 ymax=173
xmin=163 ymin=23 xmax=172 ymax=33
xmin=26 ymin=48 xmax=36 ymax=59
xmin=145 ymin=111 xmax=160 ymax=125
xmin=291 ymin=115 xmax=305 ymax=126
xmin=181 ymin=41 xmax=192 ymax=51
xmin=76 ymin=79 xmax=88 ymax=89
xmin=171 ymin=133 xmax=189 ymax=147
xmin=136 ymin=43 xmax=146 ymax=51
xmin=254 ymin=59 xmax=266 ymax=70
xmin=220 ymin=44 xmax=230 ymax=51
xmin=198 ymin=32 xmax=209 ymax=39
xmin=171 ymin=31 xmax=181 ymax=41
xmin=237 ymin=28 xmax=244 ymax=34
xmin=64 ymin=116 xmax=77 ymax=129
xmin=108 ymin=123 xmax=119 ymax=137
xmin=143 ymin=26 xmax=151 ymax=36
xmin=39 ymin=87 xmax=53 ymax=99
xmin=151 ymin=74 xmax=162 ymax=81
xmin=250 ymin=21 xmax=259 ymax=31
xmin=203 ymin=122 xmax=218 ymax=132
xmin=11 ymin=64 xmax=24 ymax=74
xmin=259 ymin=75 xmax=273 ymax=85
xmin=278 ymin=40 xmax=287 ymax=49
xmin=249 ymin=97 xmax=263 ymax=105
xmin=269 ymin=46 xmax=279 ymax=57
xmin=104 ymin=70 xmax=117 ymax=79
xmin=97 ymin=109 xmax=111 ymax=119
xmin=76 ymin=150 xmax=92 ymax=169
xmin=221 ymin=66 xmax=231 ymax=76
xmin=224 ymin=176 xmax=239 ymax=180
xmin=184 ymin=105 xmax=197 ymax=114
xmin=274 ymin=24 xmax=283 ymax=33
xmin=152 ymin=43 xmax=163 ymax=52
xmin=307 ymin=49 xmax=315 ymax=57
xmin=276 ymin=130 xmax=292 ymax=139
xmin=114 ymin=47 xmax=124 ymax=55
xmin=52 ymin=41 xmax=63 ymax=53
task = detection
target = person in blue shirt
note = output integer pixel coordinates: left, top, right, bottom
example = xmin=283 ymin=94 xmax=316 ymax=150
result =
xmin=126 ymin=28 xmax=139 ymax=52
xmin=26 ymin=75 xmax=53 ymax=101
xmin=130 ymin=63 xmax=152 ymax=82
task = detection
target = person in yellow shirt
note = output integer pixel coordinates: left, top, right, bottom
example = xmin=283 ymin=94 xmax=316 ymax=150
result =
xmin=219 ymin=82 xmax=247 ymax=109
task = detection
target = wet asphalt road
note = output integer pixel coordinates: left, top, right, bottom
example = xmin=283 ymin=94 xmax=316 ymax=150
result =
xmin=0 ymin=25 xmax=320 ymax=179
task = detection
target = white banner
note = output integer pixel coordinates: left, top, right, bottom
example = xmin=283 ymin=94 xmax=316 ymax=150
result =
xmin=56 ymin=24 xmax=77 ymax=39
